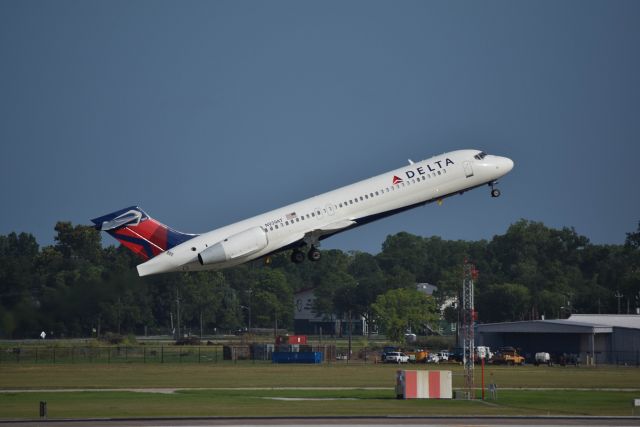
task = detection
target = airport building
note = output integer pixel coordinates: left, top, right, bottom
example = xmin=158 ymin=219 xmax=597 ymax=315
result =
xmin=293 ymin=288 xmax=368 ymax=336
xmin=476 ymin=314 xmax=640 ymax=365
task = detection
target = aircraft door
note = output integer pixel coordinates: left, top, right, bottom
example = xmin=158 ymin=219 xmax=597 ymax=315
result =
xmin=325 ymin=203 xmax=336 ymax=216
xmin=463 ymin=161 xmax=474 ymax=178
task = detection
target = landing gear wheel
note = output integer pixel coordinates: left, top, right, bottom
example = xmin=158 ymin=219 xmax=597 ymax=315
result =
xmin=308 ymin=246 xmax=321 ymax=262
xmin=491 ymin=188 xmax=501 ymax=198
xmin=291 ymin=250 xmax=305 ymax=264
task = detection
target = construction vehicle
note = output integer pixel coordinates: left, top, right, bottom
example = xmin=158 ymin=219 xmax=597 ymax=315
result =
xmin=405 ymin=349 xmax=428 ymax=363
xmin=493 ymin=346 xmax=525 ymax=365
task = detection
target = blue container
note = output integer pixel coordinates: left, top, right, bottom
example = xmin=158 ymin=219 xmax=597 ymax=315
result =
xmin=272 ymin=351 xmax=323 ymax=364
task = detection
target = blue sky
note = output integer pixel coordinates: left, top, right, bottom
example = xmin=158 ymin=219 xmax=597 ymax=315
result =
xmin=1 ymin=0 xmax=639 ymax=254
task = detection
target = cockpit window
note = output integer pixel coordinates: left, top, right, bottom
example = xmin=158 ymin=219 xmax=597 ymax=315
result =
xmin=474 ymin=151 xmax=487 ymax=160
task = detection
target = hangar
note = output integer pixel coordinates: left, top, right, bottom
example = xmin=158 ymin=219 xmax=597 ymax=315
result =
xmin=476 ymin=314 xmax=640 ymax=365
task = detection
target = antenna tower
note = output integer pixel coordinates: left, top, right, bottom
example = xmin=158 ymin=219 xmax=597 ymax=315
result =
xmin=462 ymin=260 xmax=477 ymax=398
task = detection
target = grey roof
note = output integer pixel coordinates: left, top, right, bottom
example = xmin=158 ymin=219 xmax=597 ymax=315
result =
xmin=476 ymin=319 xmax=612 ymax=334
xmin=416 ymin=283 xmax=437 ymax=295
xmin=568 ymin=314 xmax=640 ymax=330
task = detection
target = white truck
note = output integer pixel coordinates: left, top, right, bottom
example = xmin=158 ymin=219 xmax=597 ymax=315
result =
xmin=385 ymin=352 xmax=410 ymax=364
xmin=534 ymin=352 xmax=552 ymax=366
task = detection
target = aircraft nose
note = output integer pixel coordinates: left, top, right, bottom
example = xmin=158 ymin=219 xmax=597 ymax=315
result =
xmin=502 ymin=157 xmax=514 ymax=173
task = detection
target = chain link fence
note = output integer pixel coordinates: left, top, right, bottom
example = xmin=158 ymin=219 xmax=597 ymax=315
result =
xmin=0 ymin=344 xmax=374 ymax=364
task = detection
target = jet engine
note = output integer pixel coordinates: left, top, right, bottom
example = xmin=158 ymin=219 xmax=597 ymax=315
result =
xmin=198 ymin=226 xmax=268 ymax=265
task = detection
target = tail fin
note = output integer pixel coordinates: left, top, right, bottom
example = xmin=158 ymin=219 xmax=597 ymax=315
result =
xmin=91 ymin=206 xmax=197 ymax=261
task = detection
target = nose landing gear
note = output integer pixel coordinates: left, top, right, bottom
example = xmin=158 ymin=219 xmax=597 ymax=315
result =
xmin=490 ymin=182 xmax=501 ymax=198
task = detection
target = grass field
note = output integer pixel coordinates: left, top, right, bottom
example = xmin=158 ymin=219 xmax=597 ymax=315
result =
xmin=3 ymin=363 xmax=640 ymax=389
xmin=2 ymin=363 xmax=640 ymax=419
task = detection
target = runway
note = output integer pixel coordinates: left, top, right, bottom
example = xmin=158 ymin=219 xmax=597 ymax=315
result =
xmin=2 ymin=416 xmax=640 ymax=427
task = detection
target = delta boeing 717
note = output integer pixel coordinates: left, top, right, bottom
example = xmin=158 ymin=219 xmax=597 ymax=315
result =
xmin=92 ymin=149 xmax=513 ymax=276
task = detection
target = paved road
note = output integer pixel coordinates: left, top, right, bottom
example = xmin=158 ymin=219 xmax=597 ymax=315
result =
xmin=2 ymin=416 xmax=640 ymax=427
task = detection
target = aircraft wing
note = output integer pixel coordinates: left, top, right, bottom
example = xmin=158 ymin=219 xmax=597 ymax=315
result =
xmin=303 ymin=219 xmax=357 ymax=242
xmin=266 ymin=219 xmax=358 ymax=256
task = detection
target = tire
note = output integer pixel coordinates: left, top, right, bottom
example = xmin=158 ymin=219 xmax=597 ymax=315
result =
xmin=291 ymin=250 xmax=305 ymax=264
xmin=308 ymin=248 xmax=321 ymax=262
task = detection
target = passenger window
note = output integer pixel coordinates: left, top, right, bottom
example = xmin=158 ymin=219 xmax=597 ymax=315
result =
xmin=375 ymin=191 xmax=379 ymax=196
xmin=275 ymin=224 xmax=279 ymax=229
xmin=437 ymin=171 xmax=441 ymax=175
xmin=270 ymin=227 xmax=273 ymax=231
xmin=311 ymin=213 xmax=315 ymax=217
xmin=285 ymin=221 xmax=289 ymax=226
xmin=365 ymin=195 xmax=369 ymax=199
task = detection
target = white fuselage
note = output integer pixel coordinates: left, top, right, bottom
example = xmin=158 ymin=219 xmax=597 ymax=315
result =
xmin=137 ymin=149 xmax=513 ymax=276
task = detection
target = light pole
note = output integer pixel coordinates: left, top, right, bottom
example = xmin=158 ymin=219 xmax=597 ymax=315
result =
xmin=240 ymin=305 xmax=251 ymax=331
xmin=245 ymin=289 xmax=252 ymax=331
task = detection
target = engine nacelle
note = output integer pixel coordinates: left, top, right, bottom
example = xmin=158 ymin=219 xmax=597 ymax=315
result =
xmin=198 ymin=227 xmax=268 ymax=265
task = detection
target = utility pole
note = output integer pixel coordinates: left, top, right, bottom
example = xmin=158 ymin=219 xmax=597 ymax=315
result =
xmin=273 ymin=309 xmax=278 ymax=340
xmin=176 ymin=287 xmax=181 ymax=340
xmin=614 ymin=291 xmax=623 ymax=314
xmin=348 ymin=309 xmax=352 ymax=362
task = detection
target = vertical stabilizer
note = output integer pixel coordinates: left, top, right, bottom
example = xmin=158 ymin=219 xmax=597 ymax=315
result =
xmin=91 ymin=206 xmax=197 ymax=260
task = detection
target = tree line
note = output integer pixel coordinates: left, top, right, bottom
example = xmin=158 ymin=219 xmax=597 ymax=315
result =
xmin=0 ymin=219 xmax=638 ymax=340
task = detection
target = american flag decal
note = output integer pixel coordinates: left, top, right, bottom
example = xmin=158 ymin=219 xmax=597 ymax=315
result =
xmin=286 ymin=212 xmax=297 ymax=220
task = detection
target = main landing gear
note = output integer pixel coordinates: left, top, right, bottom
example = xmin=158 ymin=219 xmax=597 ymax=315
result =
xmin=307 ymin=246 xmax=321 ymax=262
xmin=291 ymin=249 xmax=305 ymax=264
xmin=489 ymin=181 xmax=501 ymax=198
xmin=290 ymin=246 xmax=321 ymax=264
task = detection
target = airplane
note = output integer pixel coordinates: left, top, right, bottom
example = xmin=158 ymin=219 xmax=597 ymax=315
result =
xmin=91 ymin=149 xmax=513 ymax=276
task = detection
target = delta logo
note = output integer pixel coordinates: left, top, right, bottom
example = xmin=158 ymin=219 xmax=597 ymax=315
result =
xmin=391 ymin=158 xmax=455 ymax=184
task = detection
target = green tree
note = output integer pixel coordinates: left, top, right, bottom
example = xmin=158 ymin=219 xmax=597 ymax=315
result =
xmin=181 ymin=271 xmax=227 ymax=337
xmin=371 ymin=288 xmax=439 ymax=343
xmin=477 ymin=283 xmax=531 ymax=322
